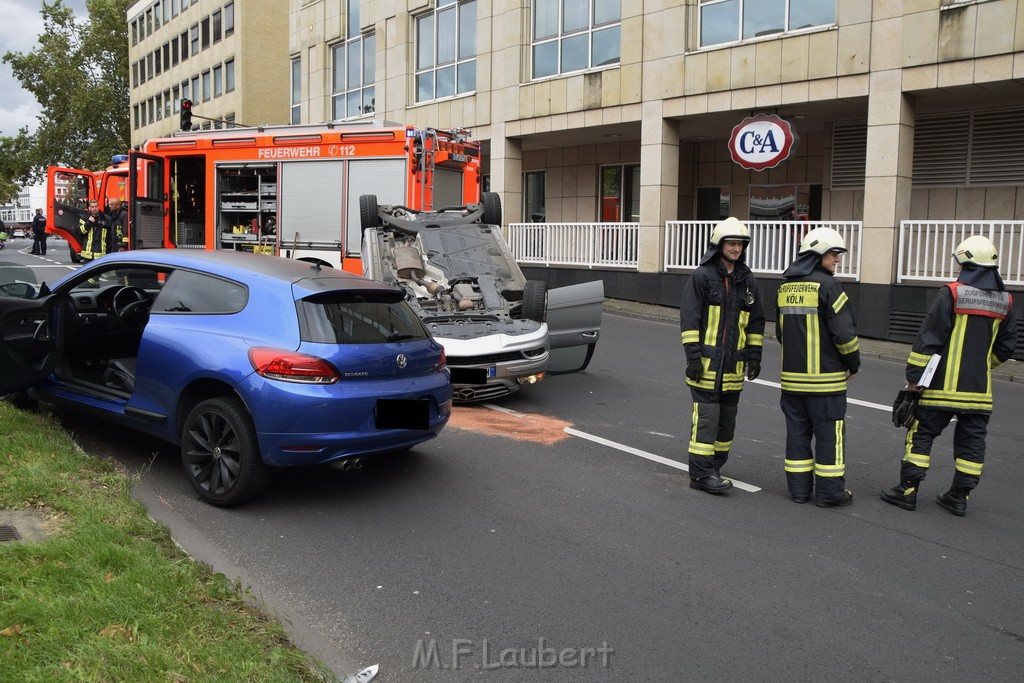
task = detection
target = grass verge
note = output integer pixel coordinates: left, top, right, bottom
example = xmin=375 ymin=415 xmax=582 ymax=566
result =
xmin=0 ymin=400 xmax=336 ymax=682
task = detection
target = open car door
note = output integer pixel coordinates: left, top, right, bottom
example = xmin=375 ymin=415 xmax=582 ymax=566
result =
xmin=545 ymin=280 xmax=604 ymax=373
xmin=0 ymin=263 xmax=60 ymax=394
xmin=128 ymin=152 xmax=166 ymax=249
xmin=47 ymin=166 xmax=96 ymax=260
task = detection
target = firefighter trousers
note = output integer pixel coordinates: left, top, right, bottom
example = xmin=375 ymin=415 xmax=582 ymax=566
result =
xmin=900 ymin=406 xmax=987 ymax=493
xmin=687 ymin=387 xmax=740 ymax=479
xmin=781 ymin=393 xmax=847 ymax=502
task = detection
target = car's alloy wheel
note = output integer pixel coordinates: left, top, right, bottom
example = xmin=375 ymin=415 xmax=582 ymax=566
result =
xmin=181 ymin=397 xmax=271 ymax=506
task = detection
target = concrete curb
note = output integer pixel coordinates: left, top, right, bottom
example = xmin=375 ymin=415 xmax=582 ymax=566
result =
xmin=603 ymin=299 xmax=1024 ymax=384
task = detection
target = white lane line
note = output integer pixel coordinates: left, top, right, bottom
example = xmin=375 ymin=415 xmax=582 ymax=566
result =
xmin=749 ymin=378 xmax=892 ymax=412
xmin=563 ymin=427 xmax=762 ymax=493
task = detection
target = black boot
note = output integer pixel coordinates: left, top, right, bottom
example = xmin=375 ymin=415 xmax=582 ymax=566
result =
xmin=880 ymin=481 xmax=920 ymax=511
xmin=936 ymin=489 xmax=969 ymax=517
xmin=689 ymin=473 xmax=733 ymax=494
xmin=815 ymin=490 xmax=853 ymax=508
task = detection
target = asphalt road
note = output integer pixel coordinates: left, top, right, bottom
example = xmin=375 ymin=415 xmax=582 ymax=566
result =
xmin=46 ymin=305 xmax=1024 ymax=681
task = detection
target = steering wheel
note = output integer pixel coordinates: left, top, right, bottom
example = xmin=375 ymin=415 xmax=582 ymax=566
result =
xmin=112 ymin=286 xmax=153 ymax=332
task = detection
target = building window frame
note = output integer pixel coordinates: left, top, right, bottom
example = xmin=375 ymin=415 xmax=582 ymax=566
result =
xmin=225 ymin=59 xmax=235 ymax=92
xmin=202 ymin=70 xmax=211 ymax=101
xmin=599 ymin=164 xmax=640 ymax=223
xmin=414 ymin=0 xmax=477 ymax=104
xmin=290 ymin=57 xmax=301 ymax=124
xmin=524 ymin=171 xmax=546 ymax=223
xmin=224 ymin=2 xmax=235 ymax=36
xmin=697 ymin=0 xmax=836 ymax=49
xmin=331 ymin=36 xmax=376 ymax=119
xmin=213 ymin=64 xmax=223 ymax=97
xmin=212 ymin=10 xmax=222 ymax=43
xmin=531 ymin=0 xmax=621 ymax=80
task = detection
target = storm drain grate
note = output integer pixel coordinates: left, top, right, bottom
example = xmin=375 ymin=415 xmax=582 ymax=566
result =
xmin=0 ymin=524 xmax=22 ymax=542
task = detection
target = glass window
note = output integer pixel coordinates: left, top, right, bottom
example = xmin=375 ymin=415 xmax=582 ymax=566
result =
xmin=600 ymin=165 xmax=640 ymax=222
xmin=202 ymin=70 xmax=211 ymax=101
xmin=191 ymin=75 xmax=199 ymax=102
xmin=163 ymin=0 xmax=170 ymax=23
xmin=181 ymin=79 xmax=190 ymax=101
xmin=213 ymin=65 xmax=223 ymax=97
xmin=133 ymin=104 xmax=140 ymax=130
xmin=696 ymin=187 xmax=732 ymax=220
xmin=146 ymin=9 xmax=152 ymax=36
xmin=415 ymin=0 xmax=476 ymax=103
xmin=212 ymin=10 xmax=222 ymax=42
xmin=226 ymin=113 xmax=235 ymax=129
xmin=155 ymin=48 xmax=162 ymax=75
xmin=154 ymin=3 xmax=161 ymax=29
xmin=332 ymin=34 xmax=375 ymax=119
xmin=748 ymin=184 xmax=815 ymax=221
xmin=201 ymin=17 xmax=210 ymax=49
xmin=171 ymin=0 xmax=178 ymax=17
xmin=153 ymin=271 xmax=247 ymax=314
xmin=699 ymin=0 xmax=835 ymax=48
xmin=531 ymin=0 xmax=620 ymax=79
xmin=224 ymin=2 xmax=234 ymax=35
xmin=299 ymin=292 xmax=429 ymax=344
xmin=291 ymin=58 xmax=301 ymax=124
xmin=180 ymin=31 xmax=188 ymax=60
xmin=132 ymin=62 xmax=139 ymax=88
xmin=163 ymin=43 xmax=170 ymax=68
xmin=172 ymin=85 xmax=180 ymax=112
xmin=225 ymin=59 xmax=235 ymax=92
xmin=190 ymin=24 xmax=199 ymax=55
xmin=132 ymin=20 xmax=138 ymax=46
xmin=524 ymin=171 xmax=546 ymax=222
xmin=171 ymin=37 xmax=178 ymax=65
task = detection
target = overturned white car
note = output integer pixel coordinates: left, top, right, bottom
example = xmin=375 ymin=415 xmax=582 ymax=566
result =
xmin=359 ymin=193 xmax=603 ymax=401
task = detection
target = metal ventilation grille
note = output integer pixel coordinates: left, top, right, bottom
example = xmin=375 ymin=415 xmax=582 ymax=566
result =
xmin=913 ymin=113 xmax=969 ymax=187
xmin=913 ymin=108 xmax=1024 ymax=187
xmin=969 ymin=109 xmax=1024 ymax=185
xmin=831 ymin=121 xmax=867 ymax=189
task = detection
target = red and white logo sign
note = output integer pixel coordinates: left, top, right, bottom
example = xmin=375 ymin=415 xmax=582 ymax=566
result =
xmin=728 ymin=115 xmax=796 ymax=171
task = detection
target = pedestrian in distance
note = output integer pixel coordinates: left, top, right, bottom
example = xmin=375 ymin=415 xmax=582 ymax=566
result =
xmin=776 ymin=227 xmax=860 ymax=507
xmin=106 ymin=198 xmax=129 ymax=252
xmin=881 ymin=235 xmax=1018 ymax=517
xmin=679 ymin=217 xmax=765 ymax=494
xmin=32 ymin=207 xmax=47 ymax=255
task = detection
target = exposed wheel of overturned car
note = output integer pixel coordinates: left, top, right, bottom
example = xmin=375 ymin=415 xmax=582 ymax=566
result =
xmin=481 ymin=191 xmax=502 ymax=226
xmin=359 ymin=194 xmax=382 ymax=229
xmin=521 ymin=280 xmax=547 ymax=322
xmin=181 ymin=397 xmax=273 ymax=506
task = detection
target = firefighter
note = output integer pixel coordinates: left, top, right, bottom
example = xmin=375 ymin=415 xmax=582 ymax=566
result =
xmin=107 ymin=198 xmax=129 ymax=252
xmin=880 ymin=235 xmax=1017 ymax=516
xmin=79 ymin=199 xmax=111 ymax=262
xmin=776 ymin=227 xmax=860 ymax=507
xmin=680 ymin=217 xmax=765 ymax=494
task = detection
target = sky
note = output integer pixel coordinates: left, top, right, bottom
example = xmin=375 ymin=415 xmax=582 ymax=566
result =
xmin=0 ymin=0 xmax=89 ymax=137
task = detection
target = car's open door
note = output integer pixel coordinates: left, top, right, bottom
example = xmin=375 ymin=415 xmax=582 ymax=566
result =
xmin=47 ymin=166 xmax=96 ymax=255
xmin=0 ymin=264 xmax=60 ymax=394
xmin=128 ymin=152 xmax=166 ymax=249
xmin=545 ymin=280 xmax=604 ymax=373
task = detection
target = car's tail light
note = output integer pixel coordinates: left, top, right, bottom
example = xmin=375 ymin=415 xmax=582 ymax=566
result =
xmin=438 ymin=348 xmax=446 ymax=371
xmin=248 ymin=347 xmax=340 ymax=384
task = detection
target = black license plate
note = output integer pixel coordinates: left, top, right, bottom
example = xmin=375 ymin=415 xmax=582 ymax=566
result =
xmin=449 ymin=367 xmax=488 ymax=385
xmin=376 ymin=399 xmax=430 ymax=430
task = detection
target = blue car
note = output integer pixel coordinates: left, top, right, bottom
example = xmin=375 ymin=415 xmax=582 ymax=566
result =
xmin=0 ymin=250 xmax=452 ymax=505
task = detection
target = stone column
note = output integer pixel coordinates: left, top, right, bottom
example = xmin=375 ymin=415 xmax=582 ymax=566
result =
xmin=490 ymin=121 xmax=524 ymax=224
xmin=638 ymin=101 xmax=680 ymax=273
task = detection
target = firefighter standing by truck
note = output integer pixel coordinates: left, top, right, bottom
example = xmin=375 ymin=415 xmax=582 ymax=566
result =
xmin=680 ymin=217 xmax=765 ymax=495
xmin=880 ymin=235 xmax=1018 ymax=517
xmin=776 ymin=227 xmax=861 ymax=507
xmin=78 ymin=199 xmax=111 ymax=262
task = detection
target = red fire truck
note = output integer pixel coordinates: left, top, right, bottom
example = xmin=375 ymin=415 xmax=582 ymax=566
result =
xmin=47 ymin=121 xmax=480 ymax=272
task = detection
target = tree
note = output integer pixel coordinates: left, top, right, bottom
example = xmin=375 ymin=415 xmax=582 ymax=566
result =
xmin=0 ymin=0 xmax=130 ymax=194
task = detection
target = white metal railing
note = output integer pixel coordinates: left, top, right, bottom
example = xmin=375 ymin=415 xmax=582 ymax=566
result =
xmin=665 ymin=221 xmax=863 ymax=281
xmin=898 ymin=221 xmax=1024 ymax=286
xmin=506 ymin=222 xmax=641 ymax=269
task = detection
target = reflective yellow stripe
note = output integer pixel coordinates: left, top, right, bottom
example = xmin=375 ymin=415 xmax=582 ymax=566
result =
xmin=689 ymin=441 xmax=715 ymax=456
xmin=832 ymin=292 xmax=849 ymax=314
xmin=955 ymin=458 xmax=983 ymax=476
xmin=681 ymin=330 xmax=700 ymax=344
xmin=780 ymin=380 xmax=848 ymax=393
xmin=945 ymin=314 xmax=968 ymax=393
xmin=836 ymin=337 xmax=859 ymax=355
xmin=747 ymin=333 xmax=764 ymax=346
xmin=737 ymin=310 xmax=749 ymax=351
xmin=690 ymin=403 xmax=699 ymax=445
xmin=907 ymin=351 xmax=931 ymax=367
xmin=781 ymin=371 xmax=847 ymax=380
xmin=713 ymin=440 xmax=732 ymax=451
xmin=987 ymin=319 xmax=999 ymax=397
xmin=806 ymin=314 xmax=817 ymax=375
xmin=834 ymin=419 xmax=844 ymax=467
xmin=815 ymin=463 xmax=845 ymax=477
xmin=705 ymin=305 xmax=720 ymax=346
xmin=904 ymin=453 xmax=931 ymax=468
xmin=785 ymin=458 xmax=814 ymax=473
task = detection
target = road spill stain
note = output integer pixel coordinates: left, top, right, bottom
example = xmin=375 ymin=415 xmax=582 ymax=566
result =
xmin=447 ymin=406 xmax=572 ymax=445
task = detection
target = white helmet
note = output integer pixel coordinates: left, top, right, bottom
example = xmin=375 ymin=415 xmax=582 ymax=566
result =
xmin=710 ymin=217 xmax=750 ymax=246
xmin=799 ymin=227 xmax=847 ymax=255
xmin=953 ymin=235 xmax=998 ymax=268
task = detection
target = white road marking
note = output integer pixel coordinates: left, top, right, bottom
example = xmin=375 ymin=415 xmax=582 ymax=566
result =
xmin=750 ymin=378 xmax=892 ymax=412
xmin=563 ymin=427 xmax=761 ymax=493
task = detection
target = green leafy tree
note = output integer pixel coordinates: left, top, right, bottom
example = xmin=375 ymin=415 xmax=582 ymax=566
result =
xmin=1 ymin=0 xmax=130 ymax=196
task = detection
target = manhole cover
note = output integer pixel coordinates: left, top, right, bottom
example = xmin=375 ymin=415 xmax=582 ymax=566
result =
xmin=0 ymin=524 xmax=22 ymax=542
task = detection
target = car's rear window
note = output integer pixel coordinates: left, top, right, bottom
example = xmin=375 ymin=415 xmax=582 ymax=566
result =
xmin=299 ymin=291 xmax=430 ymax=344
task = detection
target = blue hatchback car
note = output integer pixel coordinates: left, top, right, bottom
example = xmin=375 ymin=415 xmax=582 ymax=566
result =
xmin=0 ymin=250 xmax=452 ymax=505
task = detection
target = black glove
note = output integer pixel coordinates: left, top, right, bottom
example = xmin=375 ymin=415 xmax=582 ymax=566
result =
xmin=746 ymin=361 xmax=760 ymax=381
xmin=686 ymin=359 xmax=703 ymax=382
xmin=892 ymin=390 xmax=919 ymax=429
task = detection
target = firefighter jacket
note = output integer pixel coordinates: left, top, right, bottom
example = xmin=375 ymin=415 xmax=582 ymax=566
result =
xmin=776 ymin=254 xmax=860 ymax=395
xmin=79 ymin=211 xmax=111 ymax=261
xmin=107 ymin=207 xmax=128 ymax=251
xmin=680 ymin=249 xmax=765 ymax=393
xmin=906 ymin=266 xmax=1017 ymax=414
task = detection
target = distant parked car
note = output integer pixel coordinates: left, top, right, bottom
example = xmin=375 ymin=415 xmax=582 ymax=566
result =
xmin=11 ymin=228 xmax=27 ymax=239
xmin=0 ymin=251 xmax=451 ymax=505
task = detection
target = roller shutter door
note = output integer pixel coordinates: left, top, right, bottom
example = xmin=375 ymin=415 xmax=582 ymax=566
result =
xmin=346 ymin=158 xmax=406 ymax=256
xmin=280 ymin=161 xmax=345 ymax=247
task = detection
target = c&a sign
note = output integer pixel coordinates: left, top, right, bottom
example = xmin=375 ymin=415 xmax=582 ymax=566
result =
xmin=728 ymin=114 xmax=796 ymax=171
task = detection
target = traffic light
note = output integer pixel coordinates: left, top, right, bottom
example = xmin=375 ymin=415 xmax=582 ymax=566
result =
xmin=180 ymin=99 xmax=193 ymax=131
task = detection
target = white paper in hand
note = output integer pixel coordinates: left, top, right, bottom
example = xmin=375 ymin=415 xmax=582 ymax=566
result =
xmin=918 ymin=354 xmax=942 ymax=388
